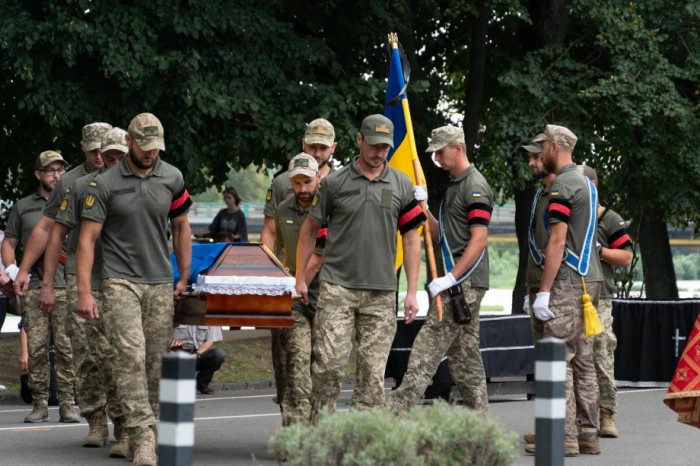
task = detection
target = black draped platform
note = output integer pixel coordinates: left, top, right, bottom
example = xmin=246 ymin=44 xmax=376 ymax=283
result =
xmin=613 ymin=299 xmax=700 ymax=387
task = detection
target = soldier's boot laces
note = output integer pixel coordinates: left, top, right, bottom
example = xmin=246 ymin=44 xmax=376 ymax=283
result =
xmin=599 ymin=407 xmax=619 ymax=438
xmin=59 ymin=403 xmax=81 ymax=423
xmin=83 ymin=410 xmax=109 ymax=447
xmin=133 ymin=436 xmax=157 ymax=466
xmin=110 ymin=430 xmax=130 ymax=458
xmin=23 ymin=405 xmax=48 ymax=423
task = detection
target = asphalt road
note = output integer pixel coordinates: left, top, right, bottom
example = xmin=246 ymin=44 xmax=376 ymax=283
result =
xmin=0 ymin=387 xmax=696 ymax=465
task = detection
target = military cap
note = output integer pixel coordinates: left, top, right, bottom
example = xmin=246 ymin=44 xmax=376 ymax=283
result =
xmin=360 ymin=114 xmax=394 ymax=147
xmin=533 ymin=124 xmax=578 ymax=151
xmin=288 ymin=153 xmax=318 ymax=179
xmin=425 ymin=125 xmax=465 ymax=152
xmin=304 ymin=118 xmax=335 ymax=146
xmin=35 ymin=150 xmax=68 ymax=170
xmin=82 ymin=123 xmax=113 ymax=152
xmin=101 ymin=127 xmax=129 ymax=154
xmin=521 ymin=141 xmax=542 ymax=154
xmin=578 ymin=165 xmax=598 ymax=183
xmin=128 ymin=113 xmax=165 ymax=152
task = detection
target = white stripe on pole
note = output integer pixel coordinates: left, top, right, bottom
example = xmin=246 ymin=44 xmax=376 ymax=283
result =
xmin=159 ymin=421 xmax=196 ymax=447
xmin=535 ymin=398 xmax=566 ymax=419
xmin=534 ymin=360 xmax=566 ymax=382
xmin=160 ymin=379 xmax=197 ymax=404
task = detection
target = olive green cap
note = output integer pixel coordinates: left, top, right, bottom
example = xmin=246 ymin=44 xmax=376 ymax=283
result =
xmin=35 ymin=150 xmax=68 ymax=170
xmin=360 ymin=114 xmax=394 ymax=147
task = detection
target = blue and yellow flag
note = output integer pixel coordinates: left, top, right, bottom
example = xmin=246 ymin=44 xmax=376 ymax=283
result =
xmin=385 ymin=35 xmax=426 ymax=270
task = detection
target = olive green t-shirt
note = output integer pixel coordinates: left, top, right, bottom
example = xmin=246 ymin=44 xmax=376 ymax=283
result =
xmin=440 ymin=165 xmax=493 ymax=289
xmin=597 ymin=208 xmax=633 ymax=298
xmin=263 ymin=172 xmax=294 ymax=219
xmin=5 ymin=191 xmax=66 ymax=290
xmin=55 ymin=168 xmax=107 ymax=290
xmin=274 ymin=195 xmax=326 ymax=318
xmin=81 ymin=157 xmax=192 ymax=284
xmin=309 ymin=159 xmax=425 ymax=291
xmin=43 ymin=162 xmax=93 ymax=220
xmin=547 ymin=164 xmax=604 ymax=284
xmin=525 ymin=186 xmax=550 ymax=289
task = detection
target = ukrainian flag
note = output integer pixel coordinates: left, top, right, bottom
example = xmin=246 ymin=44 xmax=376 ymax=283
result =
xmin=385 ymin=35 xmax=426 ymax=270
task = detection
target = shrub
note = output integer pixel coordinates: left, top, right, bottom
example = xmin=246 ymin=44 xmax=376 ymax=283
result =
xmin=268 ymin=401 xmax=519 ymax=466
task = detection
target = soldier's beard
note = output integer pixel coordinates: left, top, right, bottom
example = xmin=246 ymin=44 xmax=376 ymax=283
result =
xmin=129 ymin=148 xmax=155 ymax=169
xmin=40 ymin=179 xmax=55 ymax=192
xmin=296 ymin=190 xmax=317 ymax=206
xmin=315 ymin=157 xmax=329 ymax=169
xmin=531 ymin=168 xmax=548 ymax=180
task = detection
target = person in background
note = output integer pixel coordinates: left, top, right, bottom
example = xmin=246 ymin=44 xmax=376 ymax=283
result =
xmin=195 ymin=187 xmax=248 ymax=242
xmin=172 ymin=325 xmax=226 ymax=394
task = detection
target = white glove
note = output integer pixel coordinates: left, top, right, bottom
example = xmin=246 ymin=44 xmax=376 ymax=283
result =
xmin=413 ymin=186 xmax=428 ymax=205
xmin=523 ymin=296 xmax=531 ymax=315
xmin=533 ymin=292 xmax=556 ymax=321
xmin=428 ymin=273 xmax=457 ymax=298
xmin=4 ymin=264 xmax=19 ymax=281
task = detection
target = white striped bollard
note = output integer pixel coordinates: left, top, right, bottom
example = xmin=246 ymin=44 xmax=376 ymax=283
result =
xmin=535 ymin=337 xmax=565 ymax=466
xmin=159 ymin=351 xmax=197 ymax=465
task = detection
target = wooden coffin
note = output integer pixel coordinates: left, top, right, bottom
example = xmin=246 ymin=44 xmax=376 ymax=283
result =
xmin=174 ymin=243 xmax=294 ymax=328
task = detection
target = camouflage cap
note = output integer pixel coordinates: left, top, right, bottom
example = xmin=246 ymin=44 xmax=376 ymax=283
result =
xmin=425 ymin=125 xmax=465 ymax=152
xmin=128 ymin=113 xmax=165 ymax=152
xmin=35 ymin=150 xmax=68 ymax=170
xmin=288 ymin=153 xmax=319 ymax=179
xmin=360 ymin=114 xmax=394 ymax=147
xmin=82 ymin=123 xmax=113 ymax=152
xmin=101 ymin=127 xmax=129 ymax=153
xmin=578 ymin=165 xmax=598 ymax=183
xmin=532 ymin=124 xmax=578 ymax=151
xmin=304 ymin=118 xmax=335 ymax=146
xmin=521 ymin=141 xmax=542 ymax=154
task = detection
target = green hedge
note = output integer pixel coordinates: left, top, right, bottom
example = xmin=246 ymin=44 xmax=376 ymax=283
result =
xmin=268 ymin=401 xmax=518 ymax=466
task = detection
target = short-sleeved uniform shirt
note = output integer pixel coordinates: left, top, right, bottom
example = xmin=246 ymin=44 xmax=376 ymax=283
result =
xmin=172 ymin=325 xmax=223 ymax=352
xmin=274 ymin=195 xmax=326 ymax=318
xmin=43 ymin=162 xmax=93 ymax=220
xmin=597 ymin=208 xmax=632 ymax=298
xmin=546 ymin=164 xmax=604 ymax=285
xmin=526 ymin=186 xmax=550 ymax=289
xmin=441 ymin=165 xmax=493 ymax=289
xmin=55 ymin=167 xmax=108 ymax=290
xmin=309 ymin=158 xmax=425 ymax=291
xmin=5 ymin=191 xmax=66 ymax=290
xmin=81 ymin=157 xmax=192 ymax=284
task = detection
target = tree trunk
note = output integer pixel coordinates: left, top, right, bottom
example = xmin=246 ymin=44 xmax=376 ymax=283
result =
xmin=463 ymin=0 xmax=488 ymax=157
xmin=633 ymin=208 xmax=679 ymax=299
xmin=512 ymin=181 xmax=536 ymax=313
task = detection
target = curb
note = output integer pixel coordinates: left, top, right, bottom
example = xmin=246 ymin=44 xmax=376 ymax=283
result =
xmin=0 ymin=391 xmax=22 ymax=405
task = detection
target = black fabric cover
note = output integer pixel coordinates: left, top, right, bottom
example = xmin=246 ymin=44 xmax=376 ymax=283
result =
xmin=613 ymin=299 xmax=700 ymax=387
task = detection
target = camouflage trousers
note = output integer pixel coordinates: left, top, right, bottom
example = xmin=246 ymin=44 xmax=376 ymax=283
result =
xmin=23 ymin=288 xmax=74 ymax=408
xmin=270 ymin=328 xmax=287 ymax=410
xmin=280 ymin=309 xmax=314 ymax=425
xmin=386 ymin=280 xmax=488 ymax=413
xmin=594 ymin=298 xmax=617 ymax=413
xmin=65 ymin=275 xmax=122 ymax=422
xmin=527 ymin=293 xmax=545 ymax=343
xmin=310 ymin=282 xmax=395 ymax=423
xmin=101 ymin=278 xmax=173 ymax=445
xmin=542 ymin=279 xmax=601 ymax=443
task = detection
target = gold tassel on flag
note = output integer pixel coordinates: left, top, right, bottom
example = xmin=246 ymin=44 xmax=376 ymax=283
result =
xmin=581 ymin=276 xmax=602 ymax=337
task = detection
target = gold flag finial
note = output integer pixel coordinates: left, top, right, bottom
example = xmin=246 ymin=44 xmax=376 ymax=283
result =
xmin=388 ymin=32 xmax=399 ymax=47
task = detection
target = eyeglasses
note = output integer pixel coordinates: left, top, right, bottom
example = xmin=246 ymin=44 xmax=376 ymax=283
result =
xmin=38 ymin=168 xmax=66 ymax=176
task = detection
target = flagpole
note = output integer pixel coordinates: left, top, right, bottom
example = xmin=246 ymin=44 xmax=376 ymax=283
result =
xmin=389 ymin=34 xmax=443 ymax=321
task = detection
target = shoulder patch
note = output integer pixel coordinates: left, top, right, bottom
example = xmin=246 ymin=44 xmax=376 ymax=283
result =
xmin=266 ymin=189 xmax=272 ymax=202
xmin=286 ymin=218 xmax=294 ymax=225
xmin=65 ymin=187 xmax=71 ymax=193
xmin=472 ymin=191 xmax=481 ymax=198
xmin=618 ymin=219 xmax=625 ymax=226
xmin=85 ymin=194 xmax=96 ymax=208
xmin=312 ymin=194 xmax=319 ymax=206
xmin=89 ymin=179 xmax=97 ymax=187
xmin=59 ymin=199 xmax=68 ymax=212
xmin=551 ymin=190 xmax=560 ymax=196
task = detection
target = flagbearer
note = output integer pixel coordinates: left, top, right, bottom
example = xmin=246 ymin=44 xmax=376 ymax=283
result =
xmin=525 ymin=125 xmax=604 ymax=456
xmin=274 ymin=153 xmax=327 ymax=425
xmin=386 ymin=125 xmax=493 ymax=413
xmin=295 ymin=114 xmax=425 ymax=423
xmin=580 ymin=165 xmax=632 ymax=438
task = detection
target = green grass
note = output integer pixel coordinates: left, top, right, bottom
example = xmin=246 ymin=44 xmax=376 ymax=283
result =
xmin=481 ymin=305 xmax=504 ymax=312
xmin=0 ymin=335 xmax=22 ymax=393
